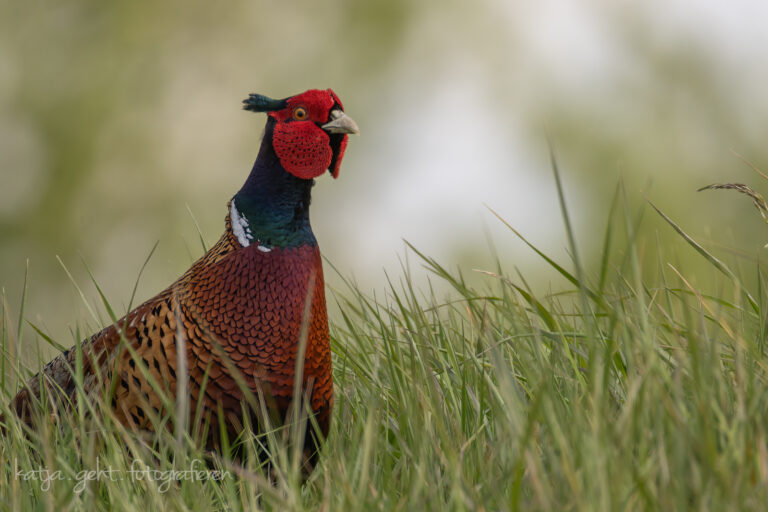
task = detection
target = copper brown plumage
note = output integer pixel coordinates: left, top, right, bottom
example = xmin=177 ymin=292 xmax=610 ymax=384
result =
xmin=4 ymin=89 xmax=358 ymax=465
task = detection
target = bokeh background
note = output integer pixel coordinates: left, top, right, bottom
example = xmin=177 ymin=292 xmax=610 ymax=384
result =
xmin=2 ymin=0 xmax=768 ymax=344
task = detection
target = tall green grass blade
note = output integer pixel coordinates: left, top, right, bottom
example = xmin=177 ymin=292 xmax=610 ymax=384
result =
xmin=16 ymin=260 xmax=29 ymax=356
xmin=485 ymin=205 xmax=601 ymax=304
xmin=1 ymin=289 xmax=6 ymax=394
xmin=186 ymin=203 xmax=208 ymax=253
xmin=650 ymin=200 xmax=758 ymax=312
xmin=127 ymin=240 xmax=159 ymax=312
xmin=25 ymin=321 xmax=67 ymax=353
xmin=56 ymin=255 xmax=100 ymax=326
xmin=598 ymin=183 xmax=621 ymax=295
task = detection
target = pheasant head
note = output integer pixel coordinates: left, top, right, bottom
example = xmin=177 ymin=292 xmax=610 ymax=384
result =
xmin=242 ymin=89 xmax=359 ymax=179
xmin=233 ymin=89 xmax=358 ymax=249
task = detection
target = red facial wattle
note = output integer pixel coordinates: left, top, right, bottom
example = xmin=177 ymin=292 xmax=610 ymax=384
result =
xmin=328 ymin=134 xmax=347 ymax=179
xmin=272 ymin=122 xmax=333 ymax=179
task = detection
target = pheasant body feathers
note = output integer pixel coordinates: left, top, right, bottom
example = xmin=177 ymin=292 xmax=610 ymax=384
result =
xmin=5 ymin=88 xmax=358 ymax=467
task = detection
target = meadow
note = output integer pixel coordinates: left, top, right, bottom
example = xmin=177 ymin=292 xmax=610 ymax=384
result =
xmin=2 ymin=161 xmax=767 ymax=511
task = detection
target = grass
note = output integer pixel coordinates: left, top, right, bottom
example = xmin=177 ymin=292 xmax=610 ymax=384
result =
xmin=2 ymin=165 xmax=768 ymax=510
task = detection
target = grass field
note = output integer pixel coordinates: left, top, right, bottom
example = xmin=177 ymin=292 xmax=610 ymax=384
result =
xmin=2 ymin=164 xmax=768 ymax=511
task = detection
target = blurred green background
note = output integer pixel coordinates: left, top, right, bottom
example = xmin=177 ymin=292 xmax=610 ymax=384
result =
xmin=1 ymin=0 xmax=767 ymax=341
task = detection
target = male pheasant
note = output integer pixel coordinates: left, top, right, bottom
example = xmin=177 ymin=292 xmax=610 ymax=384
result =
xmin=4 ymin=89 xmax=358 ymax=460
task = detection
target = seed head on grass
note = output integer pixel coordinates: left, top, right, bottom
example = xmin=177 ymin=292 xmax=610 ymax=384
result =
xmin=698 ymin=182 xmax=768 ymax=224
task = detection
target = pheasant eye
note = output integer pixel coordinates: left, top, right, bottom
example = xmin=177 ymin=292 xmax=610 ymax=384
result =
xmin=292 ymin=107 xmax=308 ymax=120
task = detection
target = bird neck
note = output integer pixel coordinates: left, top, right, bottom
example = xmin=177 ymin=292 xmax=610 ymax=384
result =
xmin=231 ymin=119 xmax=316 ymax=249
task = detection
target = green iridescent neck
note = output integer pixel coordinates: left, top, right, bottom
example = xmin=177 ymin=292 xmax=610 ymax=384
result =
xmin=231 ymin=120 xmax=316 ymax=249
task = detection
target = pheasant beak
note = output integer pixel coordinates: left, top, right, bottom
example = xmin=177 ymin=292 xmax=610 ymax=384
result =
xmin=322 ymin=110 xmax=360 ymax=135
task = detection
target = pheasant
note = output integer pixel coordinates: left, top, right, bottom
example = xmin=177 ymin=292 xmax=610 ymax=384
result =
xmin=4 ymin=88 xmax=358 ymax=462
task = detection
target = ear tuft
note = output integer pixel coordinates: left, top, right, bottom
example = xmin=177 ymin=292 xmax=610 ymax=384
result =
xmin=242 ymin=94 xmax=287 ymax=113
